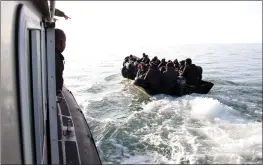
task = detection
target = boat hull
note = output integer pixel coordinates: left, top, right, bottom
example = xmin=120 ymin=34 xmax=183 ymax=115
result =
xmin=122 ymin=64 xmax=214 ymax=96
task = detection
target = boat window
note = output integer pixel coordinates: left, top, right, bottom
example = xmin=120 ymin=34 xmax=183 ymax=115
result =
xmin=30 ymin=29 xmax=45 ymax=164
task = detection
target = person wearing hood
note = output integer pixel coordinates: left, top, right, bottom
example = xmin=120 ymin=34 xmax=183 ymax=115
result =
xmin=180 ymin=58 xmax=202 ymax=86
xmin=161 ymin=61 xmax=179 ymax=94
xmin=144 ymin=61 xmax=162 ymax=93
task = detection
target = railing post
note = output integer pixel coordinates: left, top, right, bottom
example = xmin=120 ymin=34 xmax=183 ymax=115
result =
xmin=46 ymin=22 xmax=60 ymax=164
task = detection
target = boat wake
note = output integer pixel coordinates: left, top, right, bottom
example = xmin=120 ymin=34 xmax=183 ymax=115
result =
xmin=85 ymin=89 xmax=262 ymax=164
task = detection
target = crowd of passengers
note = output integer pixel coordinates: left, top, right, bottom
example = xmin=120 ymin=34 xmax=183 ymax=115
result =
xmin=123 ymin=53 xmax=203 ymax=93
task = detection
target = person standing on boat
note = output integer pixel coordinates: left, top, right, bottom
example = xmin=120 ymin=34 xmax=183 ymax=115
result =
xmin=180 ymin=58 xmax=202 ymax=86
xmin=55 ymin=28 xmax=66 ymax=95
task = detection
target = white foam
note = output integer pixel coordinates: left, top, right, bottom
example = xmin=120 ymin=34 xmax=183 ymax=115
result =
xmin=122 ymin=152 xmax=173 ymax=164
xmin=189 ymin=97 xmax=242 ymax=122
xmin=122 ymin=155 xmax=152 ymax=164
xmin=129 ymin=96 xmax=262 ymax=164
xmin=82 ymin=83 xmax=262 ymax=164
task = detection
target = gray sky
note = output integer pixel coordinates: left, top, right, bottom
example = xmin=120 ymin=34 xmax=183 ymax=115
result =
xmin=56 ymin=1 xmax=262 ymax=48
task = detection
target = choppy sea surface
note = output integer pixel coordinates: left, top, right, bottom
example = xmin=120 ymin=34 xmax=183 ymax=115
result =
xmin=63 ymin=43 xmax=262 ymax=164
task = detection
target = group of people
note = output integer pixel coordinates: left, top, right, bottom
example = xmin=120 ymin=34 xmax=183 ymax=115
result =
xmin=123 ymin=53 xmax=203 ymax=94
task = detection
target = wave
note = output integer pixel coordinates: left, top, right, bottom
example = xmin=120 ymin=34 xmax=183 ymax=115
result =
xmin=88 ymin=94 xmax=262 ymax=164
xmin=66 ymin=43 xmax=262 ymax=163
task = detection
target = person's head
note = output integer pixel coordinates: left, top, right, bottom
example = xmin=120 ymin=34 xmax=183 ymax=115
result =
xmin=143 ymin=53 xmax=146 ymax=57
xmin=161 ymin=58 xmax=165 ymax=62
xmin=185 ymin=58 xmax=192 ymax=65
xmin=55 ymin=28 xmax=66 ymax=53
xmin=166 ymin=61 xmax=174 ymax=68
xmin=180 ymin=60 xmax=185 ymax=66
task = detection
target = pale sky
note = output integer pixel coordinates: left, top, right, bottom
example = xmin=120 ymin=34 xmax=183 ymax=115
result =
xmin=55 ymin=1 xmax=262 ymax=52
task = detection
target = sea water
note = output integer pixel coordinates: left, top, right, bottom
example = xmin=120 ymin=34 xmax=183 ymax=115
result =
xmin=63 ymin=43 xmax=262 ymax=164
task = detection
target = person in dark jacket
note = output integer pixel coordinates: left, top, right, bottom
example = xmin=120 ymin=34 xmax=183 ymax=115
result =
xmin=161 ymin=61 xmax=179 ymax=94
xmin=156 ymin=59 xmax=161 ymax=66
xmin=179 ymin=60 xmax=185 ymax=73
xmin=142 ymin=54 xmax=150 ymax=64
xmin=140 ymin=53 xmax=146 ymax=61
xmin=144 ymin=62 xmax=162 ymax=92
xmin=123 ymin=56 xmax=129 ymax=66
xmin=180 ymin=58 xmax=202 ymax=86
xmin=126 ymin=60 xmax=137 ymax=80
xmin=173 ymin=59 xmax=179 ymax=70
xmin=151 ymin=56 xmax=161 ymax=66
xmin=129 ymin=54 xmax=136 ymax=62
xmin=151 ymin=56 xmax=157 ymax=62
xmin=158 ymin=58 xmax=167 ymax=68
xmin=197 ymin=66 xmax=203 ymax=80
xmin=134 ymin=58 xmax=141 ymax=69
xmin=159 ymin=66 xmax=166 ymax=73
xmin=55 ymin=28 xmax=66 ymax=95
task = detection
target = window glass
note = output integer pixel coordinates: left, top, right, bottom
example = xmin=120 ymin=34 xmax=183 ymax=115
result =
xmin=30 ymin=29 xmax=44 ymax=164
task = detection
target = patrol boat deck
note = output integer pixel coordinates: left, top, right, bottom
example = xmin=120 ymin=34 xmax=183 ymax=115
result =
xmin=57 ymin=87 xmax=101 ymax=164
